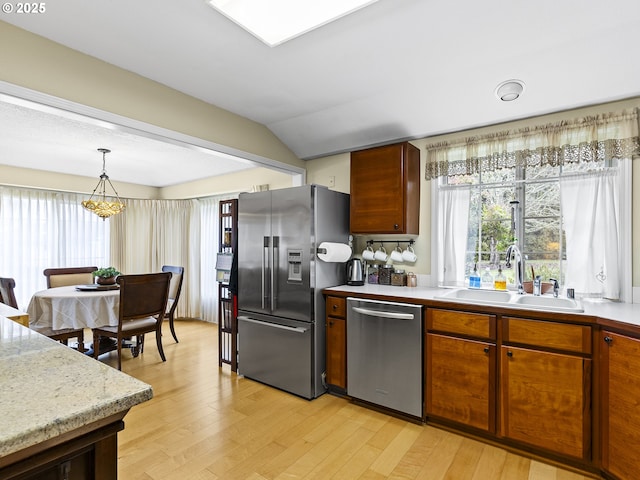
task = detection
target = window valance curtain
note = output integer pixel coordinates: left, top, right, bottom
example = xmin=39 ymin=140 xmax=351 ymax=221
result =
xmin=425 ymin=109 xmax=640 ymax=179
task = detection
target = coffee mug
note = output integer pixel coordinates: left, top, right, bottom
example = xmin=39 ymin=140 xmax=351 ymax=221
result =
xmin=402 ymin=245 xmax=417 ymax=262
xmin=362 ymin=245 xmax=375 ymax=261
xmin=374 ymin=246 xmax=388 ymax=262
xmin=390 ymin=246 xmax=404 ymax=263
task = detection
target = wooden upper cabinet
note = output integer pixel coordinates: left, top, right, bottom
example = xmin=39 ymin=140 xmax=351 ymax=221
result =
xmin=350 ymin=142 xmax=420 ymax=234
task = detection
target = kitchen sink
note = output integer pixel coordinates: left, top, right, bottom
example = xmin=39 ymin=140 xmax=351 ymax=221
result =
xmin=435 ymin=288 xmax=584 ymax=313
xmin=512 ymin=295 xmax=583 ymax=312
xmin=436 ymin=288 xmax=512 ymax=304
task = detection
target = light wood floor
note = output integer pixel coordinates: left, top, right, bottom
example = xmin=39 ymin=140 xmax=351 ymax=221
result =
xmin=97 ymin=320 xmax=597 ymax=480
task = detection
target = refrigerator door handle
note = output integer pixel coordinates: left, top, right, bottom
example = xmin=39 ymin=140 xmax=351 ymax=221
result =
xmin=351 ymin=306 xmax=415 ymax=320
xmin=271 ymin=236 xmax=279 ymax=311
xmin=262 ymin=236 xmax=270 ymax=309
xmin=238 ymin=316 xmax=308 ymax=334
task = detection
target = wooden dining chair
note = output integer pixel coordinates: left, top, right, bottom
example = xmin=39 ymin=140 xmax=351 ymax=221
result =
xmin=1 ymin=276 xmax=85 ymax=351
xmin=0 ymin=277 xmax=19 ymax=309
xmin=43 ymin=266 xmax=98 ymax=288
xmin=161 ymin=265 xmax=184 ymax=343
xmin=92 ymin=272 xmax=172 ymax=370
xmin=40 ymin=267 xmax=96 ymax=352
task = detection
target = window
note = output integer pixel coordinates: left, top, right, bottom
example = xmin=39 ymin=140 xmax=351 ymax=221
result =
xmin=428 ymin=109 xmax=639 ymax=301
xmin=441 ymin=161 xmax=602 ymax=290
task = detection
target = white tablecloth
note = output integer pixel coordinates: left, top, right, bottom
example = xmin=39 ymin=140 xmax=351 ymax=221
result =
xmin=27 ymin=285 xmax=120 ymax=331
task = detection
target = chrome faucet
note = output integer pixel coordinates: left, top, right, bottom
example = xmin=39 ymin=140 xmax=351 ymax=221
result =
xmin=549 ymin=278 xmax=560 ymax=298
xmin=505 ymin=242 xmax=525 ymax=294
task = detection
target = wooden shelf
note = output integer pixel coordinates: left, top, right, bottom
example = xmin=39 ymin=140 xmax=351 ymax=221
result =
xmin=218 ymin=199 xmax=238 ymax=372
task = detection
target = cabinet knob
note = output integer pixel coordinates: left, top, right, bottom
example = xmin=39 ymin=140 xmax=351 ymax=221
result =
xmin=393 ymin=224 xmax=399 ymax=230
xmin=329 ymin=320 xmax=334 ymax=326
xmin=604 ymin=336 xmax=613 ymax=345
xmin=332 ymin=304 xmax=338 ymax=310
xmin=506 ymin=351 xmax=513 ymax=357
xmin=483 ymin=347 xmax=490 ymax=354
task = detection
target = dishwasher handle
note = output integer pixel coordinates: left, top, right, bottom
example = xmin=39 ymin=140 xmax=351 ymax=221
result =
xmin=351 ymin=306 xmax=415 ymax=320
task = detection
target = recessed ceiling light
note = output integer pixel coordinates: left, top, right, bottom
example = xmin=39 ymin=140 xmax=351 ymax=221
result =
xmin=205 ymin=0 xmax=379 ymax=47
xmin=495 ymin=79 xmax=525 ymax=102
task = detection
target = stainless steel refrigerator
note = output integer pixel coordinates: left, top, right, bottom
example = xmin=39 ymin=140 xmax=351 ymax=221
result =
xmin=237 ymin=185 xmax=350 ymax=399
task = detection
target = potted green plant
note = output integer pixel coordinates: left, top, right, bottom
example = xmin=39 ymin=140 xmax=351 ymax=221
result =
xmin=93 ymin=267 xmax=121 ymax=285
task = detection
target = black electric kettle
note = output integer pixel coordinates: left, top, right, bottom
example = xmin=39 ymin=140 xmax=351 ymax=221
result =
xmin=346 ymin=258 xmax=365 ymax=286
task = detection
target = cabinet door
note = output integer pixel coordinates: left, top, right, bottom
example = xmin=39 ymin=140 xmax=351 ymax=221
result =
xmin=500 ymin=346 xmax=591 ymax=459
xmin=601 ymin=331 xmax=640 ymax=479
xmin=426 ymin=333 xmax=496 ymax=432
xmin=350 ymin=142 xmax=419 ymax=234
xmin=326 ymin=316 xmax=346 ymax=389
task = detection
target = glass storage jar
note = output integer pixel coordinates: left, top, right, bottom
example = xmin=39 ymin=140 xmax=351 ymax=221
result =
xmin=378 ymin=264 xmax=393 ymax=285
xmin=367 ymin=264 xmax=379 ymax=284
xmin=391 ymin=269 xmax=407 ymax=286
xmin=407 ymin=272 xmax=417 ymax=287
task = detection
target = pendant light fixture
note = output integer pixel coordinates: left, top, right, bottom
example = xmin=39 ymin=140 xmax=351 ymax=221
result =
xmin=81 ymin=148 xmax=125 ymax=219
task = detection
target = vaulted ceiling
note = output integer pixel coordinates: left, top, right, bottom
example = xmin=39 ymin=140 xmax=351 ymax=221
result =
xmin=2 ymin=0 xmax=639 ymax=186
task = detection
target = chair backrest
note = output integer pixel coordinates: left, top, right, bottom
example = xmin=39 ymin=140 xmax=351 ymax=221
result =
xmin=0 ymin=277 xmax=18 ymax=309
xmin=116 ymin=272 xmax=172 ymax=324
xmin=43 ymin=267 xmax=98 ymax=288
xmin=161 ymin=265 xmax=184 ymax=313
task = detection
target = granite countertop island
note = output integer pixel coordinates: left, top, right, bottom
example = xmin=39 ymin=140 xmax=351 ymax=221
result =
xmin=0 ymin=316 xmax=152 ymax=478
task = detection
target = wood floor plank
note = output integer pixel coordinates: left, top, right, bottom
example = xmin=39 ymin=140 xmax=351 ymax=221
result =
xmin=470 ymin=444 xmax=508 ymax=480
xmin=108 ymin=320 xmax=598 ymax=480
xmin=441 ymin=437 xmax=484 ymax=480
xmin=369 ymin=423 xmax=423 ymax=477
xmin=414 ymin=431 xmax=464 ymax=479
xmin=387 ymin=427 xmax=449 ymax=479
xmin=302 ymin=426 xmax=378 ymax=480
xmin=499 ymin=453 xmax=532 ymax=480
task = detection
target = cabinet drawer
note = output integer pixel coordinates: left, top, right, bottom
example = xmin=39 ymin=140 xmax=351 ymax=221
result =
xmin=503 ymin=317 xmax=591 ymax=354
xmin=326 ymin=296 xmax=346 ymax=318
xmin=426 ymin=308 xmax=496 ymax=340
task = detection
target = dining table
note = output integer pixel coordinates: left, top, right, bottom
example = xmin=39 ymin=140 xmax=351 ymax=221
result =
xmin=27 ymin=284 xmax=120 ymax=332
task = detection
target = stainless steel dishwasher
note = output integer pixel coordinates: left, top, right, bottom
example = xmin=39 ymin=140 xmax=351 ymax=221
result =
xmin=346 ymin=297 xmax=423 ymax=418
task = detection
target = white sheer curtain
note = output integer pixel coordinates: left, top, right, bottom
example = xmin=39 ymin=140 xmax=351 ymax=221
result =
xmin=0 ymin=186 xmax=109 ymax=309
xmin=110 ymin=194 xmax=238 ymax=323
xmin=561 ymin=169 xmax=621 ymax=300
xmin=437 ymin=186 xmax=470 ymax=287
xmin=0 ymin=185 xmax=238 ymax=319
xmin=110 ymin=198 xmax=203 ymax=319
xmin=199 ymin=194 xmax=239 ymax=323
xmin=199 ymin=197 xmax=220 ymax=323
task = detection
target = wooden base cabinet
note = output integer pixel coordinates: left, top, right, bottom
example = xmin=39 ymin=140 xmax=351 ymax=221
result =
xmin=601 ymin=331 xmax=640 ymax=480
xmin=325 ymin=296 xmax=347 ymax=391
xmin=500 ymin=346 xmax=591 ymax=459
xmin=426 ymin=333 xmax=496 ymax=433
xmin=500 ymin=317 xmax=592 ymax=460
xmin=425 ymin=308 xmax=497 ymax=433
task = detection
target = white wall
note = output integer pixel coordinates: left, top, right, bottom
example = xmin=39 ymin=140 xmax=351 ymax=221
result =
xmin=306 ymin=97 xmax=640 ymax=286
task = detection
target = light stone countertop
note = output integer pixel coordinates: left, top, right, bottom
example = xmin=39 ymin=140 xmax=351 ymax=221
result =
xmin=0 ymin=316 xmax=153 ymax=458
xmin=324 ymin=284 xmax=640 ymax=328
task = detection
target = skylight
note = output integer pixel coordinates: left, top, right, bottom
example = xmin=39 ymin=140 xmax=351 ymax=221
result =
xmin=205 ymin=0 xmax=379 ymax=47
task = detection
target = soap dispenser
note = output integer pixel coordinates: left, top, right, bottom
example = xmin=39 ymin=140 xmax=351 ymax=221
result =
xmin=469 ymin=263 xmax=481 ymax=288
xmin=481 ymin=267 xmax=493 ymax=289
xmin=494 ymin=265 xmax=507 ymax=291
